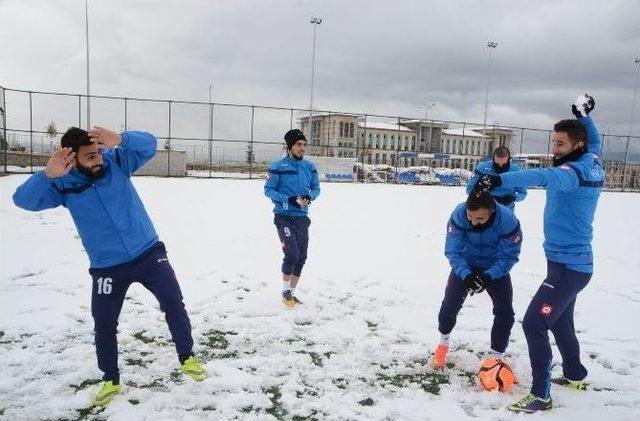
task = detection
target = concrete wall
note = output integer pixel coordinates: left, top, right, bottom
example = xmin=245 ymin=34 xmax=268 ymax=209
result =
xmin=2 ymin=151 xmax=49 ymax=167
xmin=135 ymin=149 xmax=187 ymax=177
xmin=1 ymin=149 xmax=187 ymax=177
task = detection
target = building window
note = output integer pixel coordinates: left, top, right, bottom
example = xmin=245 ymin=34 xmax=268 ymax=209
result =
xmin=339 ymin=122 xmax=344 ymax=137
xmin=312 ymin=120 xmax=321 ymax=143
xmin=349 ymin=122 xmax=354 ymax=138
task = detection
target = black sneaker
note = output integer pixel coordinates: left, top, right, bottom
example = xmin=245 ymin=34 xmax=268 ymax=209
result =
xmin=292 ymin=296 xmax=303 ymax=305
xmin=282 ymin=290 xmax=295 ymax=308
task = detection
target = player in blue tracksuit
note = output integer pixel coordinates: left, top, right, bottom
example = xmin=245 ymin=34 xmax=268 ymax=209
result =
xmin=431 ymin=190 xmax=522 ymax=370
xmin=264 ymin=129 xmax=320 ymax=308
xmin=476 ymin=95 xmax=604 ymax=413
xmin=466 ymin=146 xmax=527 ymax=211
xmin=12 ymin=126 xmax=206 ymax=406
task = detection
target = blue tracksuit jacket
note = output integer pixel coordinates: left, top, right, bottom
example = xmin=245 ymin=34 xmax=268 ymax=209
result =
xmin=498 ymin=115 xmax=604 ymax=271
xmin=13 ymin=131 xmax=159 ymax=269
xmin=264 ymin=155 xmax=321 ymax=217
xmin=466 ymin=161 xmax=527 ymax=210
xmin=445 ymin=203 xmax=523 ymax=280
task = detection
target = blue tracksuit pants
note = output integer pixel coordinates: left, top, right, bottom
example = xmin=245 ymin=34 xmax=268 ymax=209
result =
xmin=523 ymin=260 xmax=591 ymax=399
xmin=438 ymin=270 xmax=515 ymax=353
xmin=274 ymin=214 xmax=310 ymax=276
xmin=89 ymin=242 xmax=194 ymax=383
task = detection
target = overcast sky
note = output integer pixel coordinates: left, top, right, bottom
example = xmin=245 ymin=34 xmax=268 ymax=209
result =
xmin=1 ymin=0 xmax=639 ymax=150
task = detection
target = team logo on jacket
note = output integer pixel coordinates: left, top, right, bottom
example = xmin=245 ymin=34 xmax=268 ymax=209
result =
xmin=540 ymin=303 xmax=553 ymax=317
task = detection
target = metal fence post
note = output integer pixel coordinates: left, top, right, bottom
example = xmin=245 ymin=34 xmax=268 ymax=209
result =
xmin=78 ymin=95 xmax=82 ymax=128
xmin=326 ymin=112 xmax=331 ymax=157
xmin=621 ymin=135 xmax=630 ymax=192
xmin=123 ymin=98 xmax=128 ymax=131
xmin=363 ymin=114 xmax=368 ymax=182
xmin=395 ymin=117 xmax=401 ymax=182
xmin=209 ymin=102 xmax=213 ymax=178
xmin=1 ymin=85 xmax=7 ymax=172
xmin=249 ymin=105 xmax=255 ymax=179
xmin=167 ymin=100 xmax=172 ymax=177
xmin=519 ymin=129 xmax=523 ymax=156
xmin=546 ymin=131 xmax=551 ymax=159
xmin=29 ymin=92 xmax=33 ymax=172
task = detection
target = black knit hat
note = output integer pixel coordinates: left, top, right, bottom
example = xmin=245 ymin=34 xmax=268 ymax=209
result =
xmin=61 ymin=127 xmax=92 ymax=152
xmin=284 ymin=129 xmax=306 ymax=149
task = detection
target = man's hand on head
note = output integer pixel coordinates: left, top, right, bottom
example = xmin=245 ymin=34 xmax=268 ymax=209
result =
xmin=88 ymin=126 xmax=122 ymax=149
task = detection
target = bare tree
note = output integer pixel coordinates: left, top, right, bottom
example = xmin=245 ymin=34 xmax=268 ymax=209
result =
xmin=45 ymin=121 xmax=58 ymax=139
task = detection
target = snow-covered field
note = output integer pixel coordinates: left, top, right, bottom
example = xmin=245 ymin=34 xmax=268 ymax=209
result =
xmin=1 ymin=175 xmax=639 ymax=421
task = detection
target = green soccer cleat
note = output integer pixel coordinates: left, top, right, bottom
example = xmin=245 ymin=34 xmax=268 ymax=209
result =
xmin=508 ymin=393 xmax=553 ymax=413
xmin=551 ymin=376 xmax=588 ymax=391
xmin=180 ymin=355 xmax=208 ymax=382
xmin=92 ymin=381 xmax=121 ymax=407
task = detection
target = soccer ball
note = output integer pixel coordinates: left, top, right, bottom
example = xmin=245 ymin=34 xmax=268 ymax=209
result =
xmin=477 ymin=358 xmax=516 ymax=392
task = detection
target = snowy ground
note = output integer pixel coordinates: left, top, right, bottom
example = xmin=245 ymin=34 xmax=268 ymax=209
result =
xmin=1 ymin=175 xmax=639 ymax=421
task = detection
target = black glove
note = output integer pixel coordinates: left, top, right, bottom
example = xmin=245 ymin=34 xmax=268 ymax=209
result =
xmin=463 ymin=273 xmax=485 ymax=295
xmin=464 ymin=272 xmax=491 ymax=295
xmin=495 ymin=194 xmax=516 ymax=205
xmin=301 ymin=195 xmax=311 ymax=202
xmin=287 ymin=196 xmax=301 ymax=209
xmin=478 ymin=272 xmax=492 ymax=288
xmin=571 ymin=94 xmax=595 ymax=118
xmin=474 ymin=174 xmax=502 ymax=193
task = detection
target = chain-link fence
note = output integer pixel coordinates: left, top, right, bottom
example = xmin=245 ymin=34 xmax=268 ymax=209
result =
xmin=1 ymin=85 xmax=639 ymax=191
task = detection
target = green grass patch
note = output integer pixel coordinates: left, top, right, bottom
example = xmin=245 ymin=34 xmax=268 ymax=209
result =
xmin=125 ymin=358 xmax=147 ymax=368
xmin=376 ymin=371 xmax=449 ymax=395
xmin=132 ymin=331 xmax=155 ymax=344
xmin=365 ymin=320 xmax=378 ymax=331
xmin=137 ymin=378 xmax=166 ymax=390
xmin=359 ymin=397 xmax=375 ymax=406
xmin=69 ymin=378 xmax=102 ymax=392
xmin=295 ymin=350 xmax=324 ymax=367
xmin=332 ymin=377 xmax=349 ymax=390
xmin=199 ymin=329 xmax=238 ymax=350
xmin=263 ymin=385 xmax=287 ymax=420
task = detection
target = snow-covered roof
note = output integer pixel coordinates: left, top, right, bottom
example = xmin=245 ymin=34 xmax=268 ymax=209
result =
xmin=469 ymin=126 xmax=516 ymax=133
xmin=442 ymin=128 xmax=485 ymax=138
xmin=358 ymin=121 xmax=415 ymax=133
